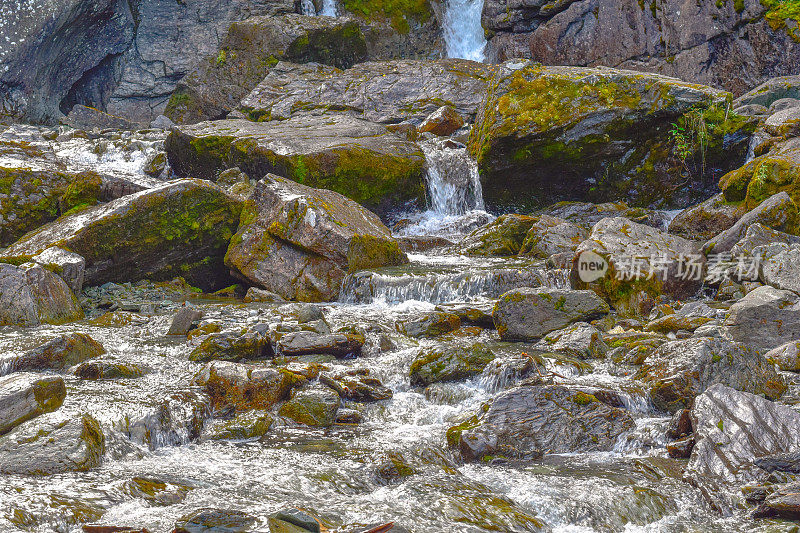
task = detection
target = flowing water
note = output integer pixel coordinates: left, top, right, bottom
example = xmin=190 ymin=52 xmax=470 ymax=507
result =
xmin=441 ymin=0 xmax=487 ymax=61
xmin=0 ymin=127 xmax=796 ymax=532
xmin=300 ymin=0 xmax=338 ymax=17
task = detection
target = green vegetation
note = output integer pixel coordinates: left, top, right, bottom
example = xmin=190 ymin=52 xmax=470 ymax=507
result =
xmin=762 ymin=0 xmax=800 ymax=41
xmin=341 ymin=0 xmax=431 ymax=33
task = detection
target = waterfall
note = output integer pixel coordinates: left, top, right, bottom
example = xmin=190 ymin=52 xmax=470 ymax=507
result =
xmin=319 ymin=0 xmax=338 ymax=16
xmin=442 ymin=0 xmax=487 ymax=61
xmin=301 ymin=0 xmax=337 ymax=16
xmin=300 ymin=0 xmax=315 ymax=15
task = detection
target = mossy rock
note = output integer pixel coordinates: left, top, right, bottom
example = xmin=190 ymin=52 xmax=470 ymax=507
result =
xmin=409 ymin=343 xmax=495 ymax=386
xmin=278 ymin=384 xmax=340 ymax=427
xmin=202 ymin=410 xmax=274 ymax=440
xmin=720 ymin=145 xmax=800 ymax=209
xmin=458 ymin=214 xmax=538 ymax=256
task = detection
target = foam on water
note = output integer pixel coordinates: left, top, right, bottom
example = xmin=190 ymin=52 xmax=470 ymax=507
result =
xmin=442 ymin=0 xmax=487 ymax=61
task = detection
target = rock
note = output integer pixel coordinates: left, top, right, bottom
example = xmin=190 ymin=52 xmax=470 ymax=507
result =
xmin=143 ymin=152 xmax=167 ymax=178
xmin=458 ymin=215 xmax=537 ymax=256
xmin=686 ymin=385 xmax=800 ymax=507
xmin=0 ymin=374 xmax=66 ymax=436
xmin=122 ymin=391 xmax=210 ymax=450
xmin=666 ymin=436 xmax=695 ymax=459
xmin=151 ymin=115 xmax=175 ymax=130
xmin=469 ymin=62 xmax=748 ymax=211
xmin=759 ymin=244 xmax=800 ymax=294
xmin=189 ymin=328 xmax=273 ymax=363
xmin=493 ymin=287 xmax=609 ymax=341
xmin=720 ymin=138 xmax=800 ymax=207
xmin=0 ymin=262 xmax=83 ymax=327
xmin=536 ymin=201 xmax=669 ymax=230
xmin=572 ymin=217 xmax=704 ymax=315
xmin=730 ymin=222 xmax=800 ymax=256
xmin=74 ymin=361 xmax=148 ymax=380
xmin=409 ymin=343 xmax=495 ymax=386
xmin=374 ymin=452 xmax=418 ymax=484
xmin=2 ymin=179 xmax=243 ymax=292
xmin=239 ymin=59 xmax=492 ymax=125
xmin=396 ymin=311 xmax=461 ymax=338
xmin=31 ymin=246 xmax=86 ymax=294
xmin=418 ymin=105 xmax=465 ymax=136
xmin=192 ymin=361 xmax=300 ymax=411
xmin=536 ymin=322 xmax=607 ymax=359
xmin=737 ymin=75 xmax=800 ymax=109
xmin=278 ymin=303 xmax=325 ymax=324
xmin=201 ymin=410 xmax=273 ymax=441
xmin=519 ymin=215 xmax=588 ymax=258
xmin=173 ymin=508 xmax=257 ymax=533
xmin=268 ymin=508 xmax=324 ymax=533
xmin=165 ymin=15 xmax=369 ymax=124
xmin=277 ymin=331 xmax=363 ymax=358
xmin=666 ymin=408 xmax=692 ymax=440
xmin=166 ymin=115 xmax=425 ymax=212
xmin=167 ymin=307 xmax=204 ymax=336
xmin=456 ymin=385 xmax=635 ymax=461
xmin=62 ymin=105 xmax=136 ymax=130
xmin=706 ymin=193 xmax=800 ymax=254
xmin=668 ymin=194 xmax=745 ymax=242
xmin=123 ymin=476 xmax=191 ymax=506
xmin=225 ymin=175 xmax=407 ymax=302
xmin=243 ymin=287 xmax=285 ymax=303
xmin=644 ymin=315 xmax=714 ymax=334
xmin=725 ymin=285 xmax=800 ymax=351
xmin=0 ymin=414 xmax=104 ymax=475
xmin=278 ymin=383 xmax=340 ymax=427
xmin=4 ymin=333 xmax=105 ymax=374
xmin=439 ymin=304 xmax=495 ymax=329
xmin=765 ymin=341 xmax=800 ymax=372
xmin=758 ymin=483 xmax=800 ymax=519
xmin=485 ymin=2 xmax=800 ymax=96
xmin=319 ymin=371 xmax=392 ymax=402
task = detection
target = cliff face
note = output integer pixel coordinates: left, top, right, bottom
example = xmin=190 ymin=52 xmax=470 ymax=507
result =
xmin=484 ymin=0 xmax=800 ymax=95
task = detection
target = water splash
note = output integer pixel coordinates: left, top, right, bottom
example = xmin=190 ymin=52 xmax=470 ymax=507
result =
xmin=300 ymin=0 xmax=315 ymax=15
xmin=442 ymin=0 xmax=487 ymax=61
xmin=319 ymin=0 xmax=338 ymax=16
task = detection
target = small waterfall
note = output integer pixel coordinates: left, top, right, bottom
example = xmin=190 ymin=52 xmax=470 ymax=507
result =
xmin=442 ymin=0 xmax=487 ymax=61
xmin=300 ymin=0 xmax=316 ymax=15
xmin=300 ymin=0 xmax=337 ymax=16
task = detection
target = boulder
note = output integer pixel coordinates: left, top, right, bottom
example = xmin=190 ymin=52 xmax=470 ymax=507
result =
xmin=708 ymin=191 xmax=800 ymax=255
xmin=730 ymin=223 xmax=800 ymax=256
xmin=0 ymin=414 xmax=105 ymax=475
xmin=122 ymin=391 xmax=210 ymax=450
xmin=418 ymin=105 xmax=465 ymax=136
xmin=536 ymin=322 xmax=607 ymax=359
xmin=765 ymin=341 xmax=800 ymax=372
xmin=636 ymin=337 xmax=786 ymax=413
xmin=165 ymin=15 xmax=369 ymax=124
xmin=535 ymin=201 xmax=669 ymax=230
xmin=201 ymin=410 xmax=274 ymax=441
xmin=668 ymin=193 xmax=745 ymax=242
xmin=719 ymin=142 xmax=800 ymax=209
xmin=122 ymin=476 xmax=192 ymax=507
xmin=189 ymin=327 xmax=273 ymax=363
xmin=0 ymin=374 xmax=66 ymax=435
xmin=456 ymin=385 xmax=635 ymax=461
xmin=686 ymin=385 xmax=800 ymax=508
xmin=572 ymin=217 xmax=703 ymax=315
xmin=225 ymin=175 xmax=407 ymax=302
xmin=278 ymin=383 xmax=340 ymax=427
xmin=519 ymin=215 xmax=588 ymax=258
xmin=493 ymin=287 xmax=609 ymax=341
xmin=74 ymin=361 xmax=148 ymax=380
xmin=409 ymin=343 xmax=495 ymax=386
xmin=31 ymin=246 xmax=86 ymax=294
xmin=458 ymin=214 xmax=537 ymax=256
xmin=319 ymin=371 xmax=392 ymax=402
xmin=725 ymin=285 xmax=800 ymax=351
xmin=166 ymin=115 xmax=425 ymax=211
xmin=277 ymin=331 xmax=363 ymax=358
xmin=759 ymin=244 xmax=800 ymax=294
xmin=173 ymin=509 xmax=257 ymax=533
xmin=167 ymin=307 xmax=203 ymax=336
xmin=238 ymin=59 xmax=492 ymax=125
xmin=2 ymin=179 xmax=243 ymax=291
xmin=192 ymin=361 xmax=300 ymax=411
xmin=4 ymin=333 xmax=105 ymax=374
xmin=0 ymin=262 xmax=83 ymax=327
xmin=396 ymin=311 xmax=461 ymax=338
xmin=62 ymin=105 xmax=136 ymax=130
xmin=469 ymin=62 xmax=750 ymax=211
xmin=736 ymin=75 xmax=800 ymax=109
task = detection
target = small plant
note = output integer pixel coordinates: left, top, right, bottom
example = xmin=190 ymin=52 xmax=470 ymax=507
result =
xmin=215 ymin=49 xmax=227 ymax=67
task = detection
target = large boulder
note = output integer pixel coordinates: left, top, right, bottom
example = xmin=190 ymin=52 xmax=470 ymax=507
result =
xmin=3 ymin=333 xmax=105 ymax=374
xmin=0 ymin=374 xmax=66 ymax=436
xmin=519 ymin=215 xmax=588 ymax=258
xmin=456 ymin=385 xmax=635 ymax=461
xmin=192 ymin=360 xmax=301 ymax=412
xmin=0 ymin=262 xmax=83 ymax=327
xmin=225 ymin=176 xmax=408 ymax=302
xmin=278 ymin=383 xmax=340 ymax=427
xmin=166 ymin=115 xmax=425 ymax=211
xmin=668 ymin=193 xmax=745 ymax=242
xmin=686 ymin=385 xmax=800 ymax=509
xmin=468 ymin=62 xmax=752 ymax=211
xmin=458 ymin=215 xmax=537 ymax=256
xmin=0 ymin=414 xmax=105 ymax=475
xmin=2 ymin=179 xmax=242 ymax=291
xmin=238 ymin=59 xmax=492 ymax=124
xmin=409 ymin=343 xmax=495 ymax=386
xmin=572 ymin=217 xmax=704 ymax=315
xmin=719 ymin=141 xmax=800 ymax=209
xmin=725 ymin=285 xmax=800 ymax=352
xmin=760 ymin=244 xmax=800 ymax=294
xmin=484 ymin=0 xmax=800 ymax=96
xmin=164 ymin=15 xmax=369 ymax=124
xmin=493 ymin=287 xmax=609 ymax=341
xmin=636 ymin=337 xmax=786 ymax=413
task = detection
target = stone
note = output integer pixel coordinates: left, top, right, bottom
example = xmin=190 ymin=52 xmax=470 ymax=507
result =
xmin=418 ymin=105 xmax=465 ymax=136
xmin=167 ymin=307 xmax=204 ymax=336
xmin=572 ymin=217 xmax=704 ymax=315
xmin=668 ymin=193 xmax=745 ymax=242
xmin=643 ymin=315 xmax=714 ymax=334
xmin=74 ymin=361 xmax=148 ymax=380
xmin=666 ymin=436 xmax=695 ymax=459
xmin=759 ymin=244 xmax=800 ymax=294
xmin=0 ymin=414 xmax=105 ymax=475
xmin=458 ymin=215 xmax=538 ymax=256
xmin=201 ymin=410 xmax=273 ymax=441
xmin=192 ymin=360 xmax=300 ymax=412
xmin=166 ymin=115 xmax=426 ymax=212
xmin=2 ymin=179 xmax=243 ymax=292
xmin=189 ymin=328 xmax=273 ymax=363
xmin=766 ymin=341 xmax=800 ymax=372
xmin=469 ymin=62 xmax=748 ymax=211
xmin=173 ymin=509 xmax=257 ymax=533
xmin=736 ymin=75 xmax=800 ymax=109
xmin=636 ymin=337 xmax=785 ymax=413
xmin=0 ymin=262 xmax=83 ymax=327
xmin=319 ymin=371 xmax=392 ymax=402
xmin=122 ymin=391 xmax=210 ymax=450
xmin=536 ymin=201 xmax=669 ymax=230
xmin=725 ymin=285 xmax=800 ymax=351
xmin=666 ymin=408 xmax=692 ymax=439
xmin=3 ymin=333 xmax=105 ymax=374
xmin=705 ymin=192 xmax=800 ymax=254
xmin=62 ymin=105 xmax=136 ymax=130
xmin=456 ymin=385 xmax=635 ymax=461
xmin=31 ymin=246 xmax=86 ymax=294
xmin=243 ymin=287 xmax=285 ymax=303
xmin=0 ymin=374 xmax=66 ymax=436
xmin=493 ymin=287 xmax=609 ymax=341
xmin=730 ymin=223 xmax=800 ymax=257
xmin=536 ymin=322 xmax=608 ymax=359
xmin=278 ymin=383 xmax=340 ymax=427
xmin=396 ymin=311 xmax=461 ymax=338
xmin=122 ymin=476 xmax=192 ymax=507
xmin=225 ymin=175 xmax=407 ymax=302
xmin=519 ymin=215 xmax=588 ymax=258
xmin=277 ymin=331 xmax=363 ymax=359
xmin=409 ymin=343 xmax=495 ymax=386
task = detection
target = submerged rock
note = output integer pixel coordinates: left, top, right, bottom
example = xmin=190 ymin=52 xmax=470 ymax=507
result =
xmin=493 ymin=287 xmax=609 ymax=341
xmin=0 ymin=414 xmax=105 ymax=475
xmin=0 ymin=262 xmax=83 ymax=327
xmin=122 ymin=391 xmax=211 ymax=450
xmin=2 ymin=179 xmax=243 ymax=292
xmin=409 ymin=344 xmax=495 ymax=386
xmin=457 ymin=385 xmax=635 ymax=461
xmin=225 ymin=175 xmax=407 ymax=302
xmin=74 ymin=361 xmax=148 ymax=380
xmin=0 ymin=374 xmax=66 ymax=436
xmin=173 ymin=508 xmax=257 ymax=533
xmin=202 ymin=410 xmax=274 ymax=441
xmin=636 ymin=337 xmax=785 ymax=413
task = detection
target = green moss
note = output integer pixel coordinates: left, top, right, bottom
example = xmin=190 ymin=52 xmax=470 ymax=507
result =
xmin=341 ymin=0 xmax=431 ymax=33
xmin=572 ymin=391 xmax=598 ymax=406
xmin=59 ymin=172 xmax=103 ymax=215
xmin=762 ymin=0 xmax=800 ymax=41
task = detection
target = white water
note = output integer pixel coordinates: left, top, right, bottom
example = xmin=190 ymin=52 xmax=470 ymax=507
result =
xmin=300 ymin=0 xmax=338 ymax=17
xmin=442 ymin=0 xmax=487 ymax=61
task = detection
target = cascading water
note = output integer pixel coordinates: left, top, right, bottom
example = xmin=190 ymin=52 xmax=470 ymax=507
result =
xmin=300 ymin=0 xmax=338 ymax=16
xmin=319 ymin=0 xmax=338 ymax=16
xmin=442 ymin=0 xmax=487 ymax=61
